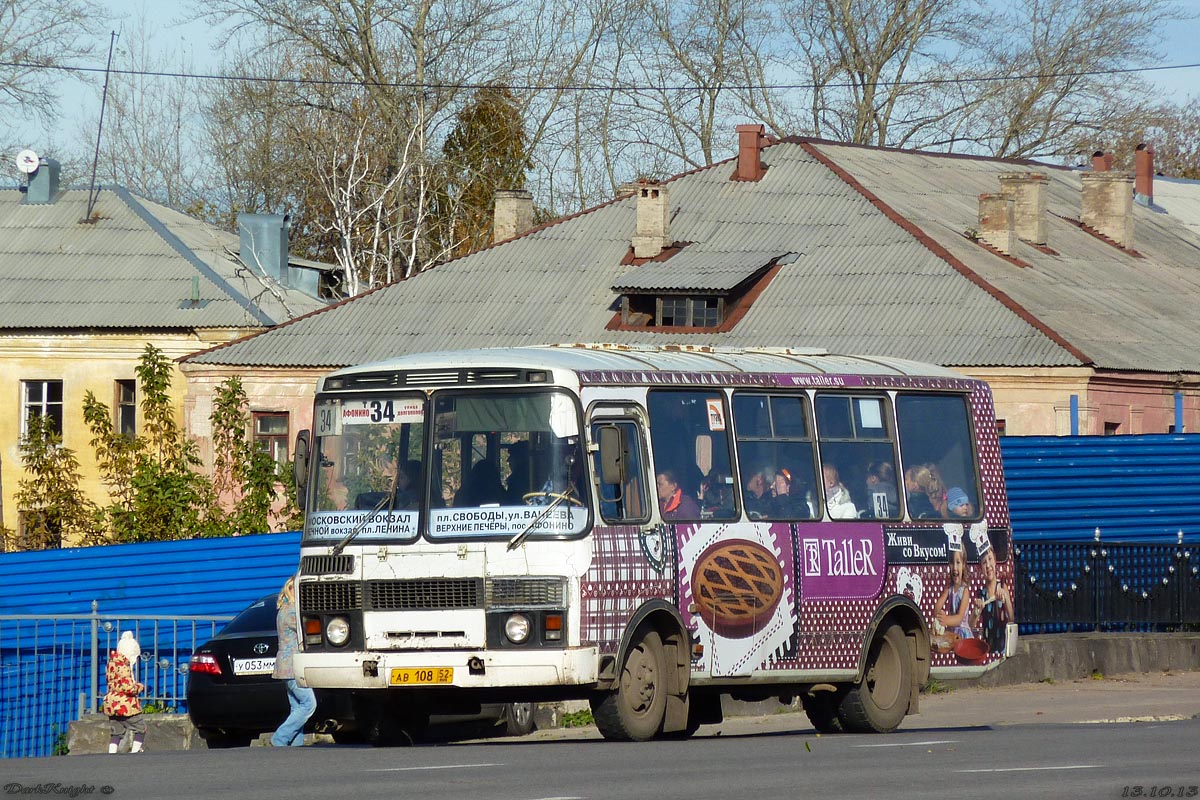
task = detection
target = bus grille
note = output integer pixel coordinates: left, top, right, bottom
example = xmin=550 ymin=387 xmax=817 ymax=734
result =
xmin=486 ymin=578 xmax=564 ymax=607
xmin=300 ymin=554 xmax=354 ymax=576
xmin=300 ymin=581 xmax=362 ymax=612
xmin=366 ymin=579 xmax=483 ymax=610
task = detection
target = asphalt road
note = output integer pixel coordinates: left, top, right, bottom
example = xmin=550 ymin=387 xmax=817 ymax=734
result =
xmin=7 ymin=671 xmax=1199 ymax=800
xmin=6 ymin=718 xmax=1199 ymax=800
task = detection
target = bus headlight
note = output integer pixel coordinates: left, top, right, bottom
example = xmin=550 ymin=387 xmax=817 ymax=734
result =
xmin=504 ymin=613 xmax=531 ymax=644
xmin=325 ymin=616 xmax=351 ymax=647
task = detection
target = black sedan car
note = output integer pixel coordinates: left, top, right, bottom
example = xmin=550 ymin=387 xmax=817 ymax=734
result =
xmin=186 ymin=594 xmax=535 ymax=747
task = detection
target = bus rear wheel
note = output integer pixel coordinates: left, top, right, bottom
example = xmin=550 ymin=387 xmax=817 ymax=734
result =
xmin=838 ymin=623 xmax=911 ymax=733
xmin=591 ymin=626 xmax=666 ymax=741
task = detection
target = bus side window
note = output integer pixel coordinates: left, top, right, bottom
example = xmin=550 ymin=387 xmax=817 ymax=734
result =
xmin=592 ymin=420 xmax=649 ymax=523
xmin=647 ymin=390 xmax=736 ymax=521
xmin=895 ymin=394 xmax=980 ymax=520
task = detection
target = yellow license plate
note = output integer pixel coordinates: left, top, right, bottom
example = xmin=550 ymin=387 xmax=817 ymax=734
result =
xmin=389 ymin=667 xmax=454 ymax=685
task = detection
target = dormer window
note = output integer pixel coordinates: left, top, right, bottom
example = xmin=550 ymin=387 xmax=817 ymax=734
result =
xmin=623 ymin=294 xmax=723 ymax=328
xmin=610 ymin=250 xmax=796 ymax=332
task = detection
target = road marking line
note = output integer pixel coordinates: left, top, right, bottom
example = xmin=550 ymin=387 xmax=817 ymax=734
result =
xmin=368 ymin=763 xmax=502 ymax=773
xmin=958 ymin=765 xmax=1102 ymax=773
xmin=853 ymin=740 xmax=957 ymax=748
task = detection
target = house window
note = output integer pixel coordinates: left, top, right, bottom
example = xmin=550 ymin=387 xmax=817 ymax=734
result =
xmin=995 ymin=419 xmax=1007 ymax=436
xmin=22 ymin=380 xmax=64 ymax=437
xmin=254 ymin=413 xmax=289 ymax=464
xmin=624 ymin=294 xmax=724 ymax=328
xmin=1103 ymin=422 xmax=1121 ymax=436
xmin=116 ymin=380 xmax=137 ymax=437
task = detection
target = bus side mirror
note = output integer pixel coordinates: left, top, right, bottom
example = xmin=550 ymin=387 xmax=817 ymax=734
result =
xmin=293 ymin=430 xmax=311 ymax=511
xmin=597 ymin=425 xmax=627 ymax=485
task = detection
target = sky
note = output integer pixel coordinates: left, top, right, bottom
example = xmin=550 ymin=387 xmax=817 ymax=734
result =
xmin=4 ymin=0 xmax=1199 ymax=178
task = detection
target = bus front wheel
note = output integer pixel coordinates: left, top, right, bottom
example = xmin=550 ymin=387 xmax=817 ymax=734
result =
xmin=591 ymin=626 xmax=667 ymax=741
xmin=838 ymin=623 xmax=911 ymax=733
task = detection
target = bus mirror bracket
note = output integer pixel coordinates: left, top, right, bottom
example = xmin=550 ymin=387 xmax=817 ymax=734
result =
xmin=598 ymin=425 xmax=626 ymax=485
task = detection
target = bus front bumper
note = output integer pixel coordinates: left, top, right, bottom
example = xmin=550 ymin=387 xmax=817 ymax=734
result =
xmin=294 ymin=646 xmax=600 ymax=690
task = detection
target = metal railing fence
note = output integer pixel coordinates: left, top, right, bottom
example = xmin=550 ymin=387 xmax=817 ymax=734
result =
xmin=1016 ymin=534 xmax=1200 ymax=633
xmin=0 ymin=603 xmax=232 ymax=759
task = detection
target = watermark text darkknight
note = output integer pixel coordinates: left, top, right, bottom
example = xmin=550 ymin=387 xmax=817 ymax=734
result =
xmin=4 ymin=783 xmax=114 ymax=797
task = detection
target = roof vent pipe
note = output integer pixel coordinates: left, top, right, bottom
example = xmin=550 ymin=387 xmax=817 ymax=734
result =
xmin=977 ymin=193 xmax=1015 ymax=255
xmin=632 ymin=181 xmax=670 ymax=259
xmin=734 ymin=123 xmax=767 ymax=181
xmin=238 ymin=213 xmax=290 ymax=287
xmin=1134 ymin=143 xmax=1154 ymax=207
xmin=493 ymin=189 xmax=534 ymax=243
xmin=998 ymin=172 xmax=1048 ymax=246
xmin=23 ymin=157 xmax=62 ymax=205
xmin=1081 ymin=171 xmax=1134 ymax=249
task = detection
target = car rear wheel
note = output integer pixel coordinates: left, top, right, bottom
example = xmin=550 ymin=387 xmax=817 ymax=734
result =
xmin=503 ymin=702 xmax=536 ymax=736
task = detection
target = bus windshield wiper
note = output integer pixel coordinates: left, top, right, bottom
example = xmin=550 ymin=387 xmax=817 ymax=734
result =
xmin=330 ymin=465 xmax=401 ymax=558
xmin=507 ymin=482 xmax=575 ymax=551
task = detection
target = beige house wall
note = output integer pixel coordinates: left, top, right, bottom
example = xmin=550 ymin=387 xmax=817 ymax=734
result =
xmin=965 ymin=367 xmax=1200 ymax=436
xmin=0 ymin=330 xmax=256 ymax=537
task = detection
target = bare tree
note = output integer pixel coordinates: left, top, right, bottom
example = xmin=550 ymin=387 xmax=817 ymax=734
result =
xmin=963 ymin=0 xmax=1185 ymax=159
xmin=0 ymin=0 xmax=104 ymax=129
xmin=77 ymin=20 xmax=208 ymax=208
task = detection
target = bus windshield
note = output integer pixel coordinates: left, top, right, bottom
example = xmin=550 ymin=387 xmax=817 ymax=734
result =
xmin=428 ymin=389 xmax=590 ymax=540
xmin=305 ymin=394 xmax=426 ymax=545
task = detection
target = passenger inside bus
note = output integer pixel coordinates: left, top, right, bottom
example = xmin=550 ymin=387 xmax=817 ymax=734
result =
xmin=823 ymin=464 xmax=858 ymax=519
xmin=455 ymin=460 xmax=505 ymax=507
xmin=698 ymin=471 xmax=735 ymax=518
xmin=904 ymin=463 xmax=947 ymax=518
xmin=503 ymin=441 xmax=535 ymax=504
xmin=864 ymin=460 xmax=900 ymax=518
xmin=657 ymin=469 xmax=700 ymax=520
xmin=743 ymin=467 xmax=773 ymax=519
xmin=769 ymin=468 xmax=811 ymax=518
xmin=946 ymin=486 xmax=975 ymax=518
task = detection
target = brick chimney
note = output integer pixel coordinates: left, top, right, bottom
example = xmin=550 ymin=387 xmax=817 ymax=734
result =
xmin=1134 ymin=143 xmax=1154 ymax=207
xmin=1081 ymin=171 xmax=1134 ymax=248
xmin=1091 ymin=151 xmax=1114 ymax=172
xmin=734 ymin=123 xmax=767 ymax=181
xmin=493 ymin=189 xmax=534 ymax=243
xmin=998 ymin=172 xmax=1048 ymax=245
xmin=977 ymin=193 xmax=1015 ymax=254
xmin=632 ymin=181 xmax=670 ymax=258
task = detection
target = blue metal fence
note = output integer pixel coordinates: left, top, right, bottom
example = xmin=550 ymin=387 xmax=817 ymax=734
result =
xmin=1001 ymin=434 xmax=1200 ymax=543
xmin=0 ymin=608 xmax=231 ymax=759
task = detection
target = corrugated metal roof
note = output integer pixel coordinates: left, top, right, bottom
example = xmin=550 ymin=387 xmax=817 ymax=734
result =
xmin=612 ymin=249 xmax=787 ymax=292
xmin=813 ymin=143 xmax=1200 ymax=373
xmin=0 ymin=186 xmax=326 ymax=329
xmin=1153 ymin=177 xmax=1200 ymax=239
xmin=189 ymin=141 xmax=1073 ymax=370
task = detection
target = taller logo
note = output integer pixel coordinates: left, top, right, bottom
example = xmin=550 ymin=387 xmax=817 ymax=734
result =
xmin=802 ymin=537 xmax=878 ymax=577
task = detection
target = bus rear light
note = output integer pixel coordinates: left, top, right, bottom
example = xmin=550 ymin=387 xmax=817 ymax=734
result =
xmin=544 ymin=613 xmax=563 ymax=641
xmin=189 ymin=654 xmax=221 ymax=675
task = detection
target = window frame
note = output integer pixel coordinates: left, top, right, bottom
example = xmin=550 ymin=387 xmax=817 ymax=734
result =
xmin=115 ymin=379 xmax=137 ymax=438
xmin=731 ymin=391 xmax=818 ymax=521
xmin=21 ymin=379 xmax=64 ymax=438
xmin=813 ymin=392 xmax=901 ymax=521
xmin=253 ymin=411 xmax=290 ymax=466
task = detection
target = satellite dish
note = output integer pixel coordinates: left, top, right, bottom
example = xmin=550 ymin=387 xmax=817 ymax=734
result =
xmin=16 ymin=149 xmax=40 ymax=174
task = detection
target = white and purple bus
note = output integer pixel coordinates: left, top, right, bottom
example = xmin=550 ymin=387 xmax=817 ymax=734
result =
xmin=291 ymin=344 xmax=1016 ymax=741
